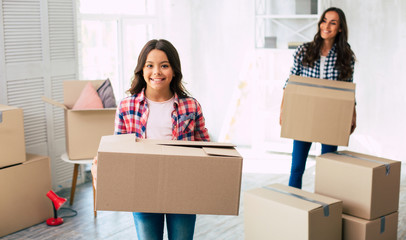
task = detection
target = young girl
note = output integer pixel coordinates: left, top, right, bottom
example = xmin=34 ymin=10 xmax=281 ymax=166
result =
xmin=280 ymin=7 xmax=356 ymax=189
xmin=92 ymin=39 xmax=210 ymax=239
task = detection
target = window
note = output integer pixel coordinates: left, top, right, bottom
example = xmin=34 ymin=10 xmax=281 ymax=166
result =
xmin=78 ymin=0 xmax=159 ymax=100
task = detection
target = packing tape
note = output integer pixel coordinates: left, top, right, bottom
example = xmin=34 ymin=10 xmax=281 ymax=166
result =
xmin=380 ymin=216 xmax=386 ymax=234
xmin=333 ymin=152 xmax=391 ymax=175
xmin=287 ymin=81 xmax=355 ymax=92
xmin=0 ymin=111 xmax=2 ymax=123
xmin=263 ymin=186 xmax=330 ymax=217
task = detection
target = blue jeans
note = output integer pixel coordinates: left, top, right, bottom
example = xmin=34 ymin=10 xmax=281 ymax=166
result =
xmin=133 ymin=212 xmax=196 ymax=240
xmin=289 ymin=140 xmax=337 ymax=189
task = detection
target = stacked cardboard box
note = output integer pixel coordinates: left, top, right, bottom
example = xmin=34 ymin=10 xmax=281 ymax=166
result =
xmin=244 ymin=183 xmax=343 ymax=240
xmin=315 ymin=151 xmax=400 ymax=240
xmin=95 ymin=135 xmax=243 ymax=215
xmin=0 ymin=104 xmax=53 ymax=237
xmin=42 ymin=80 xmax=116 ymax=159
xmin=281 ymin=75 xmax=356 ymax=146
xmin=0 ymin=154 xmax=53 ymax=237
xmin=0 ymin=104 xmax=26 ymax=167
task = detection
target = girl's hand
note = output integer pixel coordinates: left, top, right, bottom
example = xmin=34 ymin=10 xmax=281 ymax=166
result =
xmin=91 ymin=156 xmax=98 ymax=189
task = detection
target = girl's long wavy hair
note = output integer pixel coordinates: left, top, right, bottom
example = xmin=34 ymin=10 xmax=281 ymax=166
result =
xmin=302 ymin=7 xmax=355 ymax=80
xmin=128 ymin=39 xmax=189 ymax=98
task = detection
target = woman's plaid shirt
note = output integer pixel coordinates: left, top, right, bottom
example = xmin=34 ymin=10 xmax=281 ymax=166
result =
xmin=284 ymin=43 xmax=355 ymax=88
xmin=114 ymin=89 xmax=210 ymax=141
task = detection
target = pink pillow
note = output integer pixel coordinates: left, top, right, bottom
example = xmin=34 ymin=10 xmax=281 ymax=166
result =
xmin=72 ymin=82 xmax=104 ymax=110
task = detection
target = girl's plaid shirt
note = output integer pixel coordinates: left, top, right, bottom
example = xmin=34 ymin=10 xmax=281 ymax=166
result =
xmin=114 ymin=90 xmax=210 ymax=141
xmin=284 ymin=43 xmax=355 ymax=88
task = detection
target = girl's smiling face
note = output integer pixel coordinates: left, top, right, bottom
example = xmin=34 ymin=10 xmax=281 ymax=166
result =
xmin=143 ymin=49 xmax=173 ymax=98
xmin=320 ymin=11 xmax=341 ymax=41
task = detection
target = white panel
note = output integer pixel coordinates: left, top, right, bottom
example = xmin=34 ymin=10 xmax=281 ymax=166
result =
xmin=2 ymin=0 xmax=42 ymax=63
xmin=6 ymin=78 xmax=48 ymax=148
xmin=48 ymin=0 xmax=76 ymax=60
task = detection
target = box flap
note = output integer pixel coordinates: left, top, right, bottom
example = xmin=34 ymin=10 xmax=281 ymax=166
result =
xmin=99 ymin=135 xmax=239 ymax=158
xmin=41 ymin=96 xmax=67 ymax=110
xmin=136 ymin=138 xmax=235 ymax=148
xmin=321 ymin=151 xmax=399 ymax=171
xmin=288 ymin=75 xmax=356 ymax=91
xmin=256 ymin=183 xmax=341 ymax=213
xmin=203 ymin=147 xmax=241 ymax=157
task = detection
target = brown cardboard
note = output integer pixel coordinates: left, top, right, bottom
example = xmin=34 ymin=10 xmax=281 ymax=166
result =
xmin=0 ymin=104 xmax=26 ymax=168
xmin=315 ymin=151 xmax=401 ymax=220
xmin=42 ymin=80 xmax=116 ymax=159
xmin=281 ymin=75 xmax=355 ymax=146
xmin=342 ymin=212 xmax=398 ymax=240
xmin=0 ymin=154 xmax=53 ymax=237
xmin=96 ymin=134 xmax=243 ymax=215
xmin=244 ymin=183 xmax=342 ymax=240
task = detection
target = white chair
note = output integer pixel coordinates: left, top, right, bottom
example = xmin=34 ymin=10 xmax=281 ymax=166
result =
xmin=60 ymin=153 xmax=96 ymax=217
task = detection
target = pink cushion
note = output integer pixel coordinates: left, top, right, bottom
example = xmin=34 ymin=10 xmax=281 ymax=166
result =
xmin=72 ymin=82 xmax=104 ymax=110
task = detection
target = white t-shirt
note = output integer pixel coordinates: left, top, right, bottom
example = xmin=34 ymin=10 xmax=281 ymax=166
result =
xmin=320 ymin=56 xmax=326 ymax=79
xmin=145 ymin=96 xmax=175 ymax=140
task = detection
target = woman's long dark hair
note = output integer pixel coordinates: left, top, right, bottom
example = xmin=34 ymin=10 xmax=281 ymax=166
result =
xmin=302 ymin=7 xmax=355 ymax=80
xmin=128 ymin=39 xmax=189 ymax=98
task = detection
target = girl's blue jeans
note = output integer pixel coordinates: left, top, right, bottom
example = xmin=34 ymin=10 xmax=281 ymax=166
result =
xmin=133 ymin=212 xmax=196 ymax=240
xmin=289 ymin=140 xmax=337 ymax=189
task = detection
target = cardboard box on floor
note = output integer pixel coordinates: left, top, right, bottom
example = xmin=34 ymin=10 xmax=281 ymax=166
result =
xmin=95 ymin=134 xmax=243 ymax=215
xmin=315 ymin=151 xmax=401 ymax=220
xmin=342 ymin=212 xmax=398 ymax=240
xmin=281 ymin=75 xmax=356 ymax=146
xmin=42 ymin=80 xmax=116 ymax=159
xmin=244 ymin=183 xmax=342 ymax=240
xmin=0 ymin=154 xmax=53 ymax=237
xmin=0 ymin=104 xmax=26 ymax=168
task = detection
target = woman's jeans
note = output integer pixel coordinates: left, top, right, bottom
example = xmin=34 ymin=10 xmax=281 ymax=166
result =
xmin=133 ymin=212 xmax=196 ymax=240
xmin=289 ymin=140 xmax=337 ymax=189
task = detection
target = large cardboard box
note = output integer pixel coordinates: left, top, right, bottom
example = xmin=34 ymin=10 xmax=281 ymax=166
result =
xmin=96 ymin=134 xmax=243 ymax=215
xmin=244 ymin=183 xmax=342 ymax=240
xmin=0 ymin=104 xmax=26 ymax=168
xmin=281 ymin=75 xmax=355 ymax=146
xmin=342 ymin=212 xmax=398 ymax=240
xmin=42 ymin=80 xmax=116 ymax=159
xmin=315 ymin=151 xmax=401 ymax=220
xmin=0 ymin=154 xmax=53 ymax=237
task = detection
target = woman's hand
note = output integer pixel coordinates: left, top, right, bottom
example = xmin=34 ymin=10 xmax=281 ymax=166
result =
xmin=350 ymin=107 xmax=357 ymax=134
xmin=91 ymin=156 xmax=98 ymax=189
xmin=279 ymin=91 xmax=284 ymax=126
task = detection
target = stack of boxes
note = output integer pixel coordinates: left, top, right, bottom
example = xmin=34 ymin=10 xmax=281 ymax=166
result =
xmin=315 ymin=151 xmax=400 ymax=240
xmin=0 ymin=105 xmax=53 ymax=237
xmin=244 ymin=76 xmax=401 ymax=239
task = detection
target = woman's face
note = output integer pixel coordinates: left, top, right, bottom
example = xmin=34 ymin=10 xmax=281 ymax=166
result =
xmin=320 ymin=11 xmax=341 ymax=41
xmin=143 ymin=49 xmax=173 ymax=95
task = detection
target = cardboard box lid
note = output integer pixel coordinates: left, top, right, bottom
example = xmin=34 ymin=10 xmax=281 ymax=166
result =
xmin=248 ymin=183 xmax=341 ymax=214
xmin=0 ymin=104 xmax=20 ymax=111
xmin=319 ymin=151 xmax=399 ymax=173
xmin=41 ymin=80 xmax=116 ymax=111
xmin=99 ymin=134 xmax=241 ymax=158
xmin=287 ymin=75 xmax=356 ymax=91
xmin=0 ymin=104 xmax=22 ymax=124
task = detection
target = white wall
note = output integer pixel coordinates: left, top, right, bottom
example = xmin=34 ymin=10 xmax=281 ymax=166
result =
xmin=164 ymin=0 xmax=406 ymax=161
xmin=330 ymin=0 xmax=406 ymax=161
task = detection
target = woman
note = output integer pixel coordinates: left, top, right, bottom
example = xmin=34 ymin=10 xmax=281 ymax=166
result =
xmin=280 ymin=7 xmax=356 ymax=189
xmin=92 ymin=39 xmax=210 ymax=239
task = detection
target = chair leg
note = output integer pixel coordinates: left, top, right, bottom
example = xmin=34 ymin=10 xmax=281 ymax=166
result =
xmin=93 ymin=179 xmax=97 ymax=218
xmin=70 ymin=164 xmax=79 ymax=205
